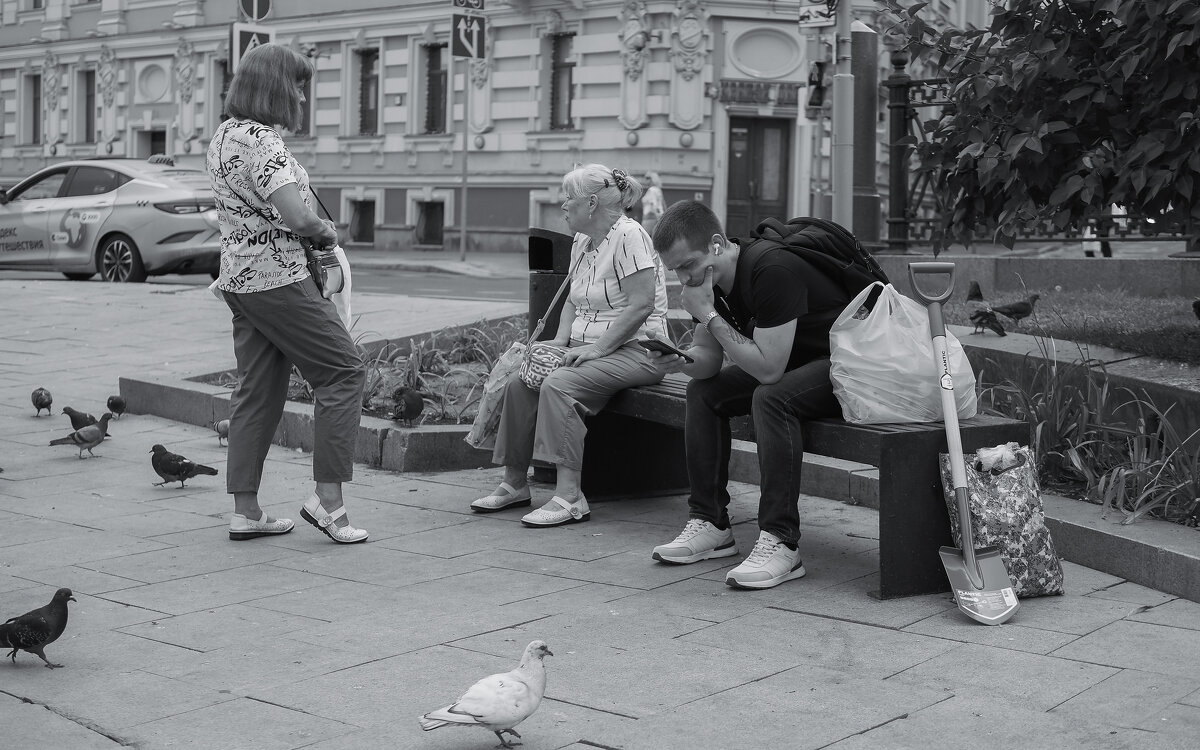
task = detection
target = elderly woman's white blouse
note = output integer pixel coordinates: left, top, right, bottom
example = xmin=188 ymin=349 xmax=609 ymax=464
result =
xmin=567 ymin=215 xmax=669 ymax=344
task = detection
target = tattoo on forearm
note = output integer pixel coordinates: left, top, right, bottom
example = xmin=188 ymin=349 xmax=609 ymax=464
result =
xmin=713 ymin=318 xmax=751 ymax=345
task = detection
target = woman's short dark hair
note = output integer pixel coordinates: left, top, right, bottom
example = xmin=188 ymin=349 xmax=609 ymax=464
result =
xmin=224 ymin=43 xmax=313 ymax=132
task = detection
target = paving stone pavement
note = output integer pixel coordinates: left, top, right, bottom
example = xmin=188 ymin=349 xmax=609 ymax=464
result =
xmin=1 ymin=278 xmax=1199 ymax=750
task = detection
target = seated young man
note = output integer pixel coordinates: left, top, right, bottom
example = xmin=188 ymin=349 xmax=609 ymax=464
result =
xmin=647 ymin=201 xmax=851 ymax=589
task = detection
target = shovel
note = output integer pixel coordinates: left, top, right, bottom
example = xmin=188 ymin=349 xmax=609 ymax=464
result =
xmin=909 ymin=262 xmax=1019 ymax=625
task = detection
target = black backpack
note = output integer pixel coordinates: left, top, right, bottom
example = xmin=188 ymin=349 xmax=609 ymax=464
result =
xmin=744 ymin=217 xmax=889 ymax=298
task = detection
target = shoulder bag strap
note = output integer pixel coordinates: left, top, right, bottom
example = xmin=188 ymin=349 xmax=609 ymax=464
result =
xmin=526 ymin=250 xmax=584 ymax=345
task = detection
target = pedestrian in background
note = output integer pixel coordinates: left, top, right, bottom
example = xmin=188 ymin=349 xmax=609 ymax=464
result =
xmin=207 ymin=43 xmax=369 ymax=544
xmin=641 ymin=171 xmax=666 ymax=235
xmin=471 ymin=164 xmax=669 ymax=526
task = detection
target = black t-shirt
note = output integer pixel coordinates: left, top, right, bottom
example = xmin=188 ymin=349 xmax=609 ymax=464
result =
xmin=713 ymin=241 xmax=851 ymax=371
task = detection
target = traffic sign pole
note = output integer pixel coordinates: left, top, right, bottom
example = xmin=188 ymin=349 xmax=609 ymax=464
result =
xmin=460 ymin=63 xmax=470 ymax=261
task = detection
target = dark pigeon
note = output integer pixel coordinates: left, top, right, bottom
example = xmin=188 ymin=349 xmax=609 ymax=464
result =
xmin=62 ymin=406 xmax=98 ymax=431
xmin=49 ymin=413 xmax=112 ymax=459
xmin=31 ymin=388 xmax=52 ymax=417
xmin=214 ymin=419 xmax=230 ymax=447
xmin=0 ymin=588 xmax=75 ymax=668
xmin=969 ymin=308 xmax=1007 ymax=337
xmin=991 ymin=293 xmax=1040 ymax=327
xmin=392 ymin=386 xmax=425 ymax=427
xmin=150 ymin=444 xmax=219 ymax=488
xmin=107 ymin=395 xmax=127 ymax=420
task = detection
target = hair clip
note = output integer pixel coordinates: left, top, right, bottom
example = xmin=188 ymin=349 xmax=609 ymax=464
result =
xmin=611 ymin=168 xmax=629 ymax=191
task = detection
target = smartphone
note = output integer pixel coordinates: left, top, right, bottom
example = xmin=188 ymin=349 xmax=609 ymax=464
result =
xmin=637 ymin=338 xmax=695 ymax=364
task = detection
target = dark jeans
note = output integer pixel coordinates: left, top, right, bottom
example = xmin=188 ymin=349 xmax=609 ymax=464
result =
xmin=685 ymin=360 xmax=842 ymax=545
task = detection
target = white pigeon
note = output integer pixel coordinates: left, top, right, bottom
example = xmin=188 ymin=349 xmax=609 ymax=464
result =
xmin=418 ymin=640 xmax=553 ymax=749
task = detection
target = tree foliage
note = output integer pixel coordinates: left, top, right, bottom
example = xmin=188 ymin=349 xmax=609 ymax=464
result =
xmin=883 ymin=0 xmax=1200 ymax=248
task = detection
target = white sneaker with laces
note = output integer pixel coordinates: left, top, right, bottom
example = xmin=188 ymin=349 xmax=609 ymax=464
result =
xmin=652 ymin=519 xmax=738 ymax=564
xmin=725 ymin=530 xmax=806 ymax=589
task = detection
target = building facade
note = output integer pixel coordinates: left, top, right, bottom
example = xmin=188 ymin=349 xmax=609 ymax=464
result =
xmin=0 ymin=0 xmax=989 ymax=253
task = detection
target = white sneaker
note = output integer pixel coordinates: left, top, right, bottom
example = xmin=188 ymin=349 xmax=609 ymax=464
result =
xmin=652 ymin=519 xmax=738 ymax=564
xmin=725 ymin=531 xmax=806 ymax=589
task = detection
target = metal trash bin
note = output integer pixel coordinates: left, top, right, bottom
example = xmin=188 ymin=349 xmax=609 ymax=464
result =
xmin=527 ymin=227 xmax=573 ymax=340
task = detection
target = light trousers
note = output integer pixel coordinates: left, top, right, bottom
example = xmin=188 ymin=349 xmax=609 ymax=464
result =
xmin=222 ymin=277 xmax=366 ymax=493
xmin=493 ymin=342 xmax=663 ymax=471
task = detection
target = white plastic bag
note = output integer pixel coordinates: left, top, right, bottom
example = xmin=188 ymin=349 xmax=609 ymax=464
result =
xmin=829 ymin=282 xmax=977 ymax=424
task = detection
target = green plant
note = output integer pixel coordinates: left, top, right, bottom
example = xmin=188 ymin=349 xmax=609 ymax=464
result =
xmin=882 ymin=0 xmax=1200 ymax=249
xmin=1067 ymin=398 xmax=1200 ymax=526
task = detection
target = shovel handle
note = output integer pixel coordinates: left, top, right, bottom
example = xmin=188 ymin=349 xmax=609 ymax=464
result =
xmin=907 ymin=262 xmax=956 ymax=306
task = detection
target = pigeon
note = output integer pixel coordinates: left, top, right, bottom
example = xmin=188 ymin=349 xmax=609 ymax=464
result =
xmin=62 ymin=406 xmax=98 ymax=431
xmin=969 ymin=308 xmax=1007 ymax=337
xmin=31 ymin=387 xmax=52 ymax=417
xmin=107 ymin=395 xmax=127 ymax=420
xmin=991 ymin=293 xmax=1040 ymax=327
xmin=49 ymin=413 xmax=112 ymax=459
xmin=392 ymin=386 xmax=425 ymax=427
xmin=419 ymin=640 xmax=553 ymax=749
xmin=150 ymin=444 xmax=219 ymax=488
xmin=0 ymin=588 xmax=75 ymax=669
xmin=214 ymin=418 xmax=230 ymax=447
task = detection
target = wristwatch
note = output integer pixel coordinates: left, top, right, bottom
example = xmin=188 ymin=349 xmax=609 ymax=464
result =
xmin=702 ymin=310 xmax=720 ymax=332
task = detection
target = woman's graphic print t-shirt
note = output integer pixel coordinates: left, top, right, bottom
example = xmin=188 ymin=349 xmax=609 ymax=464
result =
xmin=567 ymin=215 xmax=669 ymax=344
xmin=207 ymin=118 xmax=314 ymax=294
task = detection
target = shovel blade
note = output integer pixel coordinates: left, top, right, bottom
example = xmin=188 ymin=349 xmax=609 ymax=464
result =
xmin=939 ymin=545 xmax=1019 ymax=625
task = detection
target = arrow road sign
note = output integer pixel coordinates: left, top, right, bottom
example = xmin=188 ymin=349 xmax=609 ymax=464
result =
xmin=451 ymin=13 xmax=486 ymax=59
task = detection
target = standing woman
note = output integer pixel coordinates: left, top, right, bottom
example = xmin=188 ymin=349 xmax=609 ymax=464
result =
xmin=208 ymin=43 xmax=368 ymax=544
xmin=471 ymin=164 xmax=670 ymax=526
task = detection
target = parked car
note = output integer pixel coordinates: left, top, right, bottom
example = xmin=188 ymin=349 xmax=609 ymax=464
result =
xmin=0 ymin=157 xmax=220 ymax=282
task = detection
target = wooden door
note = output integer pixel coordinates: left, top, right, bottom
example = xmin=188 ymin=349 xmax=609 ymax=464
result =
xmin=725 ymin=117 xmax=791 ymax=240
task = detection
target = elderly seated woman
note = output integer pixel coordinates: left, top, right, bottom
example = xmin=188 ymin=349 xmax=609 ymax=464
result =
xmin=470 ymin=163 xmax=670 ymax=527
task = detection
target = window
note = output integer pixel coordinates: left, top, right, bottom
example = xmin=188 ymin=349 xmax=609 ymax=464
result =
xmin=24 ymin=74 xmax=42 ymax=145
xmin=75 ymin=69 xmax=96 ymax=144
xmin=64 ymin=167 xmax=127 ymax=197
xmin=11 ymin=170 xmax=66 ymax=201
xmin=357 ymin=48 xmax=379 ymax=136
xmin=423 ymin=44 xmax=447 ymax=135
xmin=31 ymin=0 xmax=46 ymax=9
xmin=348 ymin=199 xmax=375 ymax=243
xmin=416 ymin=201 xmax=444 ymax=245
xmin=550 ymin=33 xmax=575 ymax=130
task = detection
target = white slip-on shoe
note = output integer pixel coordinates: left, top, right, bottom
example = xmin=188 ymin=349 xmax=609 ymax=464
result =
xmin=520 ymin=495 xmax=590 ymax=527
xmin=470 ymin=482 xmax=533 ymax=513
xmin=300 ymin=494 xmax=369 ymax=544
xmin=229 ymin=513 xmax=295 ymax=541
xmin=725 ymin=531 xmax=806 ymax=589
xmin=652 ymin=519 xmax=738 ymax=564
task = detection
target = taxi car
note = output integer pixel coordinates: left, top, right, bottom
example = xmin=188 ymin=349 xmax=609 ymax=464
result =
xmin=0 ymin=157 xmax=220 ymax=282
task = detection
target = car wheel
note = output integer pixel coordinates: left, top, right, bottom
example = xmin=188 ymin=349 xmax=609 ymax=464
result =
xmin=62 ymin=272 xmax=96 ymax=281
xmin=97 ymin=234 xmax=147 ymax=283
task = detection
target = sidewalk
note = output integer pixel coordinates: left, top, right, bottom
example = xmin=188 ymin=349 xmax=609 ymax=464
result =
xmin=1 ymin=279 xmax=1199 ymax=749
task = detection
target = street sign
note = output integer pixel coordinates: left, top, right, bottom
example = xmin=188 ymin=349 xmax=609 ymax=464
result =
xmin=231 ymin=23 xmax=275 ymax=71
xmin=798 ymin=0 xmax=835 ymax=29
xmin=451 ymin=13 xmax=486 ymax=59
xmin=240 ymin=0 xmax=271 ymax=22
xmin=452 ymin=0 xmax=485 ymax=9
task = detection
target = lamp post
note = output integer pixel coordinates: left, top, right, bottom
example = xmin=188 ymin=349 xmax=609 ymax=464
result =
xmin=831 ymin=0 xmax=854 ymax=228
